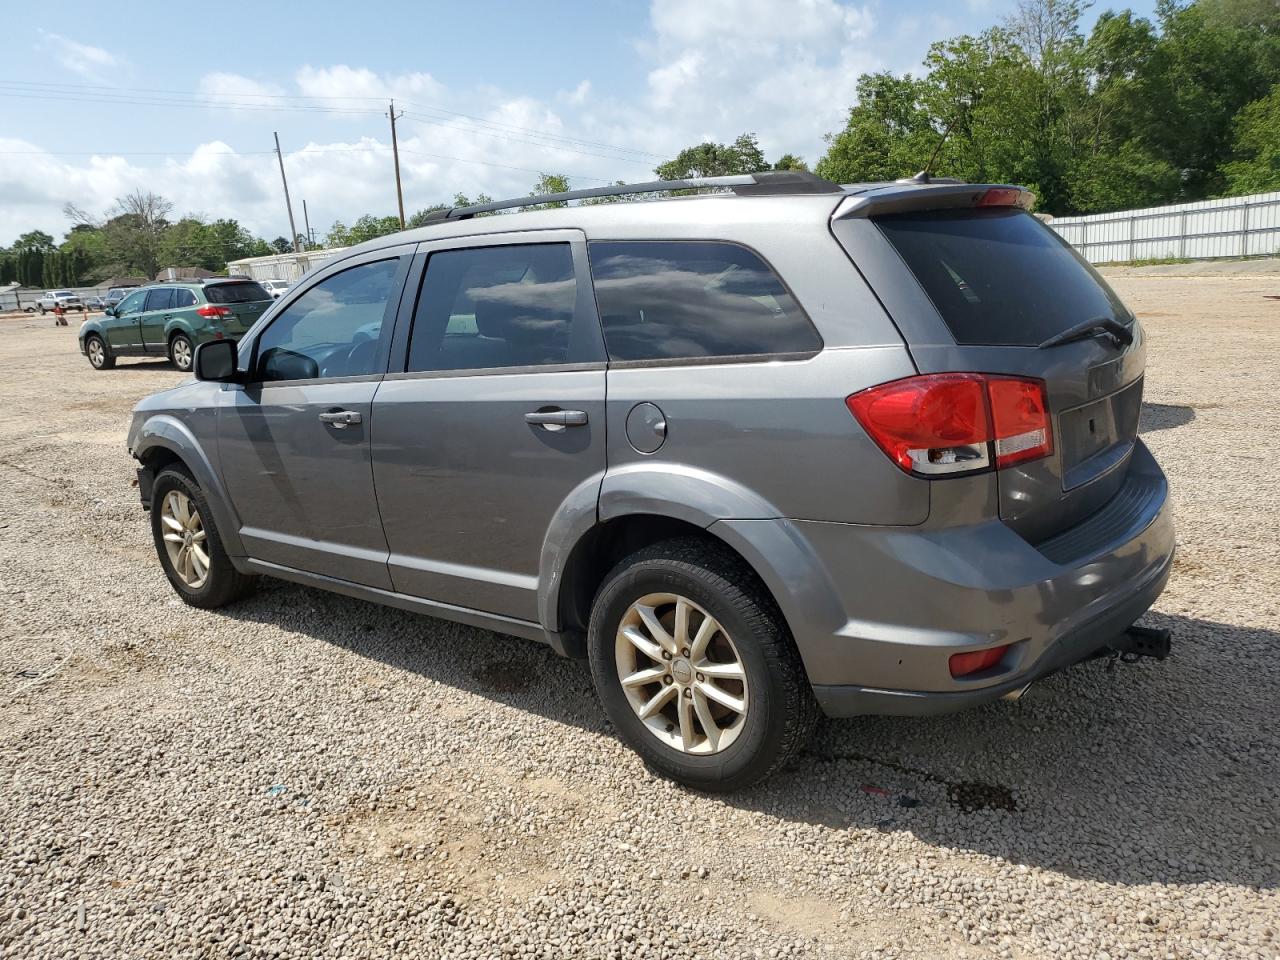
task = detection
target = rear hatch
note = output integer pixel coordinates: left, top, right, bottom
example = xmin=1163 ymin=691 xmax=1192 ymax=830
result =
xmin=833 ymin=191 xmax=1144 ymax=544
xmin=204 ymin=280 xmax=272 ymax=335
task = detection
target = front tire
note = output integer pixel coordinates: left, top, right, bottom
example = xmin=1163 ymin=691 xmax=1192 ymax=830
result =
xmin=587 ymin=538 xmax=817 ymax=792
xmin=169 ymin=333 xmax=194 ymax=372
xmin=150 ymin=465 xmax=254 ymax=608
xmin=84 ymin=335 xmax=114 ymax=370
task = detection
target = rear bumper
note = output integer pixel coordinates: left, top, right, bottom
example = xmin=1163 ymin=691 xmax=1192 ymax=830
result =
xmin=713 ymin=440 xmax=1175 ymax=718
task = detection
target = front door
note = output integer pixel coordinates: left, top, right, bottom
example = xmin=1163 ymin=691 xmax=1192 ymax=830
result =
xmin=105 ymin=288 xmax=148 ymax=352
xmin=372 ymin=233 xmax=607 ymax=622
xmin=217 ymin=251 xmax=411 ymax=588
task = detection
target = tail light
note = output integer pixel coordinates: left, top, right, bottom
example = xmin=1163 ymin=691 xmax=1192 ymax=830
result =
xmin=196 ymin=304 xmax=232 ymax=319
xmin=949 ymin=644 xmax=1011 ymax=677
xmin=847 ymin=373 xmax=1052 ymax=477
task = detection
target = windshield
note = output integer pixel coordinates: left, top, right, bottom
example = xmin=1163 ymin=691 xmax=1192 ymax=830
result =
xmin=206 ymin=281 xmax=270 ymax=304
xmin=874 ymin=208 xmax=1131 ymax=347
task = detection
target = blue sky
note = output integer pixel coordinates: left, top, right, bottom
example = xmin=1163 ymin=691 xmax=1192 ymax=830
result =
xmin=0 ymin=0 xmax=1157 ymax=246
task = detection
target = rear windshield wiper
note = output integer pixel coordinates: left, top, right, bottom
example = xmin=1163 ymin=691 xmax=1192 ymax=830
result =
xmin=1038 ymin=316 xmax=1134 ymax=350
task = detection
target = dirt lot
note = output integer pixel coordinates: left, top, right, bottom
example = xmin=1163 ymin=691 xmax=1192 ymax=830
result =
xmin=1 ymin=277 xmax=1277 ymax=959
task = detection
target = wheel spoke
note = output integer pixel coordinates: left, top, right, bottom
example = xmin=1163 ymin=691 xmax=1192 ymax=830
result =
xmin=690 ymin=615 xmax=720 ymax=661
xmin=161 ymin=513 xmax=183 ymax=533
xmin=692 ymin=687 xmax=721 ymax=751
xmin=621 ymin=625 xmax=664 ymax=663
xmin=696 ymin=680 xmax=745 ymax=715
xmin=621 ymin=665 xmax=667 ymax=688
xmin=163 ymin=532 xmax=184 ymax=544
xmin=638 ymin=683 xmax=677 ymax=720
xmin=677 ymin=695 xmax=696 ymax=752
xmin=673 ymin=599 xmax=690 ymax=649
xmin=190 ymin=528 xmax=206 ymax=543
xmin=635 ymin=604 xmax=677 ymax=656
xmin=190 ymin=544 xmax=210 ymax=575
xmin=696 ymin=660 xmax=744 ymax=681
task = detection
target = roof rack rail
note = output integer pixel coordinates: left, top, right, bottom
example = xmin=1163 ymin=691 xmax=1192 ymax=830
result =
xmin=422 ymin=170 xmax=843 ymax=222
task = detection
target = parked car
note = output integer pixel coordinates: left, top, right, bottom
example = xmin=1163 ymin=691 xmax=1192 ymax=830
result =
xmin=105 ymin=286 xmax=140 ymax=308
xmin=79 ymin=278 xmax=272 ymax=372
xmin=259 ymin=278 xmax=292 ymax=299
xmin=126 ymin=172 xmax=1175 ymax=790
xmin=35 ymin=290 xmax=83 ymax=313
xmin=83 ymin=295 xmax=107 ymax=311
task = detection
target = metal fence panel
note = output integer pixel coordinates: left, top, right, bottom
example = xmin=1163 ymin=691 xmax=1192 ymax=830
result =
xmin=1049 ymin=191 xmax=1280 ymax=264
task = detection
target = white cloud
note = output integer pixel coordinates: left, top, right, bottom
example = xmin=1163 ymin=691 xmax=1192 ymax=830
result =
xmin=35 ymin=30 xmax=123 ymax=81
xmin=564 ymin=80 xmax=592 ymax=105
xmin=294 ymin=65 xmax=446 ymax=105
xmin=196 ymin=72 xmax=287 ymax=109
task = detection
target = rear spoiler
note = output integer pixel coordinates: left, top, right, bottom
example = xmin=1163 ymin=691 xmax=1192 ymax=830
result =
xmin=833 ymin=183 xmax=1035 ymax=219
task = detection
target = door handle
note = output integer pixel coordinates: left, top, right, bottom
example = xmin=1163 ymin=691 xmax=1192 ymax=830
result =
xmin=524 ymin=409 xmax=588 ymax=428
xmin=319 ymin=410 xmax=362 ymax=428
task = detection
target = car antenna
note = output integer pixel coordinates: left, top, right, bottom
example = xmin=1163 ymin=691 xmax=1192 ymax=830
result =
xmin=910 ymin=99 xmax=968 ymax=184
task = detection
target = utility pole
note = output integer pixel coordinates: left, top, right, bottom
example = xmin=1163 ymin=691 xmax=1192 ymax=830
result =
xmin=274 ymin=131 xmax=301 ymax=253
xmin=302 ymin=199 xmax=313 ymax=251
xmin=387 ymin=99 xmax=406 ymax=228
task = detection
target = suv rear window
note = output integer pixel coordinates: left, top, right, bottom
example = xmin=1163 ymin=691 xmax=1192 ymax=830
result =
xmin=588 ymin=241 xmax=820 ymax=362
xmin=874 ymin=208 xmax=1130 ymax=346
xmin=206 ymin=281 xmax=270 ymax=304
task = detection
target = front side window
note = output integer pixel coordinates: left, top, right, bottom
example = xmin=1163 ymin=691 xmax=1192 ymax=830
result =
xmin=587 ymin=241 xmax=821 ymax=362
xmin=253 ymin=258 xmax=401 ymax=382
xmin=406 ymin=243 xmax=580 ymax=372
xmin=117 ymin=290 xmax=147 ymax=315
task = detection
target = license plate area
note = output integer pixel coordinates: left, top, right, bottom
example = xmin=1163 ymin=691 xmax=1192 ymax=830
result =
xmin=1059 ymin=377 xmax=1143 ymax=489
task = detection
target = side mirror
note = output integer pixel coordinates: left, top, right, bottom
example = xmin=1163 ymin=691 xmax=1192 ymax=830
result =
xmin=194 ymin=339 xmax=239 ymax=382
xmin=103 ymin=306 xmax=116 ymax=317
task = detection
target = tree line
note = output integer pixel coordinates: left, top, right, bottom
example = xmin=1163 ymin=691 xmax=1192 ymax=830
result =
xmin=3 ymin=0 xmax=1275 ymax=286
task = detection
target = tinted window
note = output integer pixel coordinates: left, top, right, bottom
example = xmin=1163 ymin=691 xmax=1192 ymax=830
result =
xmin=144 ymin=288 xmax=174 ymax=312
xmin=207 ymin=281 xmax=270 ymax=304
xmin=254 ymin=258 xmax=401 ymax=382
xmin=172 ymin=288 xmax=197 ymax=308
xmin=116 ymin=290 xmax=147 ymax=315
xmin=406 ymin=244 xmax=581 ymax=372
xmin=587 ymin=241 xmax=820 ymax=362
xmin=874 ymin=208 xmax=1131 ymax=346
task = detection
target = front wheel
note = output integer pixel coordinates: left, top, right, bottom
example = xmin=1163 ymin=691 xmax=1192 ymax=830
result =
xmin=169 ymin=333 xmax=194 ymax=372
xmin=150 ymin=465 xmax=255 ymax=608
xmin=588 ymin=538 xmax=817 ymax=792
xmin=84 ymin=335 xmax=114 ymax=370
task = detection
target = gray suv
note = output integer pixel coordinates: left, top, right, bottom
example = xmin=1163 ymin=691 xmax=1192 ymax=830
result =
xmin=127 ymin=172 xmax=1174 ymax=790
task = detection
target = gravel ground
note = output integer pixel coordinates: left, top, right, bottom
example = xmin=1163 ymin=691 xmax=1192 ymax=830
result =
xmin=1 ymin=276 xmax=1277 ymax=960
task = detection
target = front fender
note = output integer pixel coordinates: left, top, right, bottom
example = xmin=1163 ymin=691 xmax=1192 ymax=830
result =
xmin=131 ymin=413 xmax=245 ymax=558
xmin=78 ymin=319 xmax=106 ymax=353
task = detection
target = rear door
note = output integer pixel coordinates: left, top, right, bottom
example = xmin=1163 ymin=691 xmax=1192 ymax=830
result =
xmin=834 ymin=205 xmax=1145 ymax=543
xmin=371 ymin=230 xmax=606 ymax=622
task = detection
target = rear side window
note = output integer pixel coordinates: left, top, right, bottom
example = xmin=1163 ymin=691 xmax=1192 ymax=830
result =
xmin=144 ymin=288 xmax=174 ymax=312
xmin=874 ymin=209 xmax=1130 ymax=346
xmin=587 ymin=241 xmax=820 ymax=362
xmin=172 ymin=289 xmax=196 ymax=308
xmin=206 ymin=281 xmax=270 ymax=304
xmin=406 ymin=244 xmax=583 ymax=372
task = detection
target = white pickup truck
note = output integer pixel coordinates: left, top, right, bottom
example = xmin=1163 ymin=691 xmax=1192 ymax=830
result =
xmin=32 ymin=290 xmax=84 ymax=314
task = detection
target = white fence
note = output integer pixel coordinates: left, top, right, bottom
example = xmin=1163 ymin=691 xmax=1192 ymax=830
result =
xmin=1049 ymin=190 xmax=1280 ymax=264
xmin=226 ymin=247 xmax=349 ymax=282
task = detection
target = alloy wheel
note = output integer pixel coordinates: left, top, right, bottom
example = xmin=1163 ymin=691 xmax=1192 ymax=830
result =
xmin=614 ymin=592 xmax=749 ymax=755
xmin=87 ymin=338 xmax=105 ymax=368
xmin=160 ymin=490 xmax=209 ymax=589
xmin=172 ymin=337 xmax=193 ymax=371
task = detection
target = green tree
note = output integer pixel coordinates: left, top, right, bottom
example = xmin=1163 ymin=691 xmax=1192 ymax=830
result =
xmin=655 ymin=133 xmax=771 ymax=179
xmin=1223 ymin=87 xmax=1280 ymax=192
xmin=13 ymin=230 xmax=55 ymax=253
xmin=406 ymin=204 xmax=449 ymax=227
xmin=772 ymin=154 xmax=810 ymax=172
xmin=525 ymin=173 xmax=571 ymax=209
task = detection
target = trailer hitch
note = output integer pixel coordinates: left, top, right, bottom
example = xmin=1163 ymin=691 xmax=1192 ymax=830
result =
xmin=1105 ymin=625 xmax=1172 ymax=670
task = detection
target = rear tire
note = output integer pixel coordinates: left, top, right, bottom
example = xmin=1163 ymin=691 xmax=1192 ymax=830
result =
xmin=169 ymin=333 xmax=194 ymax=372
xmin=85 ymin=335 xmax=114 ymax=370
xmin=150 ymin=465 xmax=255 ymax=609
xmin=587 ymin=538 xmax=817 ymax=792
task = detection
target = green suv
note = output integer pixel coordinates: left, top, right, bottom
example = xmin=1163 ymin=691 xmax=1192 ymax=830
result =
xmin=78 ymin=279 xmax=273 ymax=372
